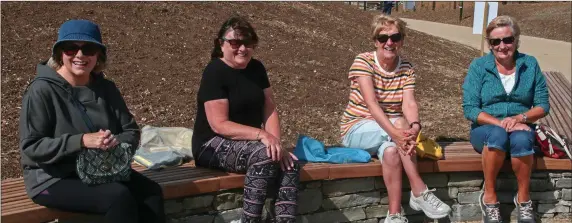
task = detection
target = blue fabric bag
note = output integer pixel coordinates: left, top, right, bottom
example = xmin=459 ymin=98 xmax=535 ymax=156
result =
xmin=293 ymin=135 xmax=371 ymax=164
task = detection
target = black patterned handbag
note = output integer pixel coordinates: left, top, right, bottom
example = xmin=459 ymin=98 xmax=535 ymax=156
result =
xmin=71 ymin=94 xmax=133 ymax=185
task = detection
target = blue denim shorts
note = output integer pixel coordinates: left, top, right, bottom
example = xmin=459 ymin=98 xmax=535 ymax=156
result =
xmin=469 ymin=124 xmax=538 ymax=158
xmin=341 ymin=118 xmax=400 ymax=163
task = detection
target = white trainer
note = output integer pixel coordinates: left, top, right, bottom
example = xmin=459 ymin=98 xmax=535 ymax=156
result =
xmin=409 ymin=187 xmax=451 ymax=219
xmin=383 ymin=211 xmax=408 ymax=223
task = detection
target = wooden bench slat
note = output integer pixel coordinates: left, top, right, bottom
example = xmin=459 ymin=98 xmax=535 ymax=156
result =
xmin=542 ymin=72 xmax=572 ymax=140
xmin=1 ymin=206 xmax=79 ymax=223
xmin=161 ymin=177 xmax=221 ymax=199
xmin=535 ymin=157 xmax=572 ymax=170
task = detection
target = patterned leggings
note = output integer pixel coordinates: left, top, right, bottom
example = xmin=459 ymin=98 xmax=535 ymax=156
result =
xmin=197 ymin=136 xmax=300 ymax=223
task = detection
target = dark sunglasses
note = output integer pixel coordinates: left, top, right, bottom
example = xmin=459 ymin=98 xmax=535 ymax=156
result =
xmin=376 ymin=33 xmax=403 ymax=43
xmin=60 ymin=43 xmax=100 ymax=56
xmin=488 ymin=36 xmax=515 ymax=46
xmin=221 ymin=37 xmax=256 ymax=49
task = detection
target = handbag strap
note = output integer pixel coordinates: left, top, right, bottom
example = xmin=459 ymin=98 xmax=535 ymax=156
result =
xmin=71 ymin=97 xmax=97 ymax=132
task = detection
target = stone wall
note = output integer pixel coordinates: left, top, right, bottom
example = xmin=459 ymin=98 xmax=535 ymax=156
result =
xmin=165 ymin=171 xmax=572 ymax=223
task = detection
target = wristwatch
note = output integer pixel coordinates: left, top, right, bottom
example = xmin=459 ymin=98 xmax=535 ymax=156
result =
xmin=520 ymin=113 xmax=528 ymax=123
xmin=410 ymin=121 xmax=422 ymax=130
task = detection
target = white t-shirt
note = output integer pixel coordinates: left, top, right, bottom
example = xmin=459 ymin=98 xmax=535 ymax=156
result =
xmin=499 ymin=72 xmax=516 ymax=94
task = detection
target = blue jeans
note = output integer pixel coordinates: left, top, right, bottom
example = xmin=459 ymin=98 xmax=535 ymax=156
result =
xmin=469 ymin=124 xmax=537 ymax=157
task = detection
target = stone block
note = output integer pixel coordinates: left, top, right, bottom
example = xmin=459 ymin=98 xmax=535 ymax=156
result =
xmin=402 ymin=204 xmax=422 ymax=216
xmin=298 ymin=188 xmax=322 ymax=214
xmin=531 ymin=191 xmax=560 ymax=203
xmin=555 ymin=212 xmax=572 ymax=218
xmin=323 ymin=177 xmax=375 ymax=197
xmin=406 ymin=214 xmax=429 ymax=222
xmin=550 ymin=173 xmax=563 ymax=178
xmin=538 ymin=204 xmax=570 ymax=213
xmin=165 ymin=200 xmax=183 ymax=215
xmin=556 ymin=178 xmax=572 ymax=189
xmin=563 ymin=189 xmax=572 ymax=201
xmin=380 ymin=192 xmax=390 ymax=205
xmin=322 ymin=191 xmax=380 ymax=210
xmin=174 ymin=215 xmax=215 ymax=223
xmin=496 ymin=178 xmax=517 ymax=191
xmin=297 ymin=207 xmax=366 ymax=223
xmin=421 ymin=173 xmax=448 ymax=188
xmin=351 ymin=219 xmax=378 ymax=223
xmin=532 ymin=172 xmax=549 ymax=178
xmin=183 ymin=195 xmax=214 ymax=210
xmin=433 ymin=187 xmax=454 ymax=201
xmin=305 ymin=181 xmax=321 ymax=189
xmin=214 ymin=208 xmax=242 ymax=223
xmin=214 ymin=193 xmax=243 ymax=211
xmin=540 ymin=213 xmax=555 ymax=218
xmin=457 ymin=187 xmax=482 ymax=192
xmin=365 ymin=205 xmax=389 ymax=218
xmin=563 ymin=172 xmax=572 ymax=177
xmin=457 ymin=191 xmax=481 ymax=204
xmin=448 ymin=187 xmax=459 ymax=199
xmin=375 ymin=176 xmax=410 ymax=189
xmin=448 ymin=173 xmax=484 ymax=187
xmin=530 ymin=178 xmax=556 ymax=191
xmin=497 ymin=172 xmax=516 ymax=179
xmin=451 ymin=204 xmax=482 ymax=222
xmin=558 ymin=200 xmax=572 ymax=206
xmin=497 ymin=191 xmax=516 ymax=204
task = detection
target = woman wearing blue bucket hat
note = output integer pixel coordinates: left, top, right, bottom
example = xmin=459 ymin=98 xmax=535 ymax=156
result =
xmin=19 ymin=19 xmax=165 ymax=223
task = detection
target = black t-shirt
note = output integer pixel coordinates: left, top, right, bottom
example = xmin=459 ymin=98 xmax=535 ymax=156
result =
xmin=192 ymin=58 xmax=270 ymax=159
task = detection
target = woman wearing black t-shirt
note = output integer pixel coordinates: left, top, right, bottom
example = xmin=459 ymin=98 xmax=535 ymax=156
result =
xmin=192 ymin=16 xmax=300 ymax=223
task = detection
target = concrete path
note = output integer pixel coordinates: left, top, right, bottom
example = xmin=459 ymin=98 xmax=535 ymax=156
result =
xmin=401 ymin=18 xmax=572 ymax=83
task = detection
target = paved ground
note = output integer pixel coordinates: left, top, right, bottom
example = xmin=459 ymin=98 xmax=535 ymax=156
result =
xmin=401 ymin=18 xmax=572 ymax=83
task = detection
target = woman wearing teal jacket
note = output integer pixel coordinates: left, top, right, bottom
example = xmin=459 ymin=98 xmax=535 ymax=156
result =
xmin=462 ymin=16 xmax=549 ymax=223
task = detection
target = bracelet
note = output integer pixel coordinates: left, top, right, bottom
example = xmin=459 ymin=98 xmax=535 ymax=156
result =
xmin=410 ymin=121 xmax=422 ymax=130
xmin=256 ymin=129 xmax=262 ymax=140
xmin=520 ymin=113 xmax=528 ymax=123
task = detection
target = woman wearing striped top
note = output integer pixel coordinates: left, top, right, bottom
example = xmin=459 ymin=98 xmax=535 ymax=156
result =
xmin=340 ymin=14 xmax=450 ymax=222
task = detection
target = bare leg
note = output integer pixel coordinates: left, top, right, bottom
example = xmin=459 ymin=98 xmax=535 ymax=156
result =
xmin=382 ymin=146 xmax=403 ymax=214
xmin=482 ymin=146 xmax=505 ymax=203
xmin=511 ymin=155 xmax=533 ymax=202
xmin=393 ymin=118 xmax=426 ymax=196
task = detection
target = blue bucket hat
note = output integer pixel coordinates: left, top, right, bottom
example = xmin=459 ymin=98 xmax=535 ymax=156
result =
xmin=52 ymin=20 xmax=107 ymax=56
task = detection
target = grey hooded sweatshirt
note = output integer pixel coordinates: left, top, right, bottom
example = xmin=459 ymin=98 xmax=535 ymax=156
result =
xmin=19 ymin=62 xmax=140 ymax=198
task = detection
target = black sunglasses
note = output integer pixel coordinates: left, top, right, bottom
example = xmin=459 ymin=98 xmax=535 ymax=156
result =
xmin=60 ymin=42 xmax=100 ymax=56
xmin=376 ymin=33 xmax=403 ymax=43
xmin=488 ymin=36 xmax=515 ymax=46
xmin=221 ymin=37 xmax=256 ymax=49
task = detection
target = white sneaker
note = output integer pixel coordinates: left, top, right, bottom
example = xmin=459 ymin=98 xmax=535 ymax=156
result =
xmin=383 ymin=211 xmax=408 ymax=223
xmin=409 ymin=187 xmax=451 ymax=219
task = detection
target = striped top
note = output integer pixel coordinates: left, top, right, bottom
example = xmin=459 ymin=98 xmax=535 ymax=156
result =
xmin=340 ymin=51 xmax=416 ymax=137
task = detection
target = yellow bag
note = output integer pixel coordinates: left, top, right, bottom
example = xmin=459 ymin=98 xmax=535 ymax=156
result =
xmin=415 ymin=132 xmax=443 ymax=160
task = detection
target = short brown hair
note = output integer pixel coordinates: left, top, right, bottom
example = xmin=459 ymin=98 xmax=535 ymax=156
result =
xmin=486 ymin=15 xmax=521 ymax=49
xmin=371 ymin=14 xmax=407 ymax=41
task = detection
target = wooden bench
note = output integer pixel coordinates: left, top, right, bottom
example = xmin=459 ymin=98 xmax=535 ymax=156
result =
xmin=2 ymin=72 xmax=570 ymax=223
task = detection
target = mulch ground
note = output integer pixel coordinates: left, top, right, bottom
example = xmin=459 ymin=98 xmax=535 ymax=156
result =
xmin=391 ymin=1 xmax=571 ymax=42
xmin=1 ymin=2 xmax=480 ymax=179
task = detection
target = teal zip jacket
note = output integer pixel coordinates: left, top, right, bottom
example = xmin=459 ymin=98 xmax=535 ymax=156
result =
xmin=462 ymin=51 xmax=550 ymax=129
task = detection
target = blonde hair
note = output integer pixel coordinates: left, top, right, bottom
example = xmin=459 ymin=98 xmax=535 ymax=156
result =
xmin=47 ymin=47 xmax=107 ymax=73
xmin=371 ymin=14 xmax=407 ymax=41
xmin=486 ymin=15 xmax=521 ymax=49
